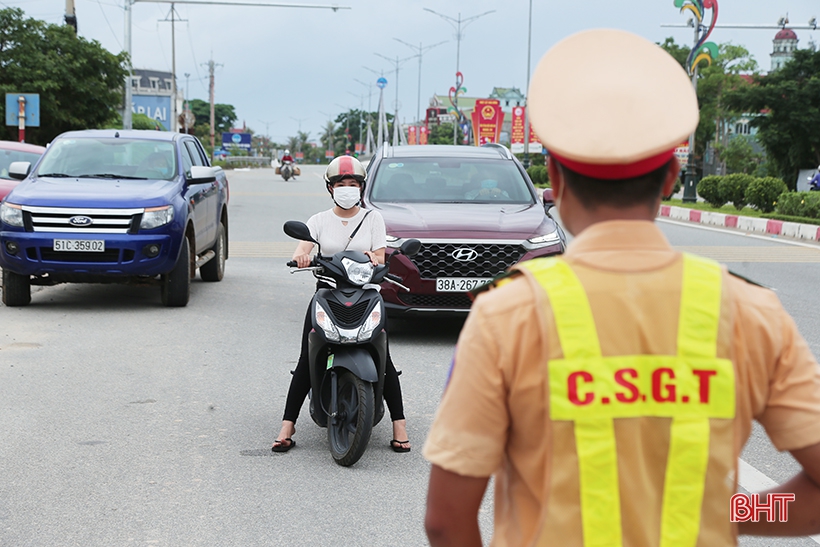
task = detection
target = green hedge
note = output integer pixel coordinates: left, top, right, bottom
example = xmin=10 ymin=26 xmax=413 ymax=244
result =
xmin=746 ymin=177 xmax=787 ymax=213
xmin=761 ymin=213 xmax=820 ymax=226
xmin=719 ymin=173 xmax=754 ymax=210
xmin=527 ymin=165 xmax=549 ymax=187
xmin=775 ymin=192 xmax=820 ymax=219
xmin=697 ymin=175 xmax=725 ymax=208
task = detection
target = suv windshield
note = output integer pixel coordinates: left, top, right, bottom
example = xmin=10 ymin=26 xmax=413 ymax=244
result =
xmin=370 ymin=158 xmax=534 ymax=205
xmin=36 ymin=138 xmax=177 ymax=181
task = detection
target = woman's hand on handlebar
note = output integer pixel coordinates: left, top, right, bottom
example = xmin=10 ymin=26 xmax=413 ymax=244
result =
xmin=292 ymin=252 xmax=312 ymax=268
xmin=363 ymin=251 xmax=379 ymax=266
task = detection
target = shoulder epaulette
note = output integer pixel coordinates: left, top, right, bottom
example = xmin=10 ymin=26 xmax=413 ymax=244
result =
xmin=728 ymin=269 xmax=771 ymax=290
xmin=468 ymin=269 xmax=523 ymax=300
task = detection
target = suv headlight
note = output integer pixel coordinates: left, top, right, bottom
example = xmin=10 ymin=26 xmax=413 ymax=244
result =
xmin=341 ymin=257 xmax=374 ymax=285
xmin=315 ymin=302 xmax=340 ymax=342
xmin=523 ymin=229 xmax=562 ymax=250
xmin=0 ymin=203 xmax=23 ymax=227
xmin=140 ymin=206 xmax=174 ymax=230
xmin=385 ymin=234 xmax=402 ymax=249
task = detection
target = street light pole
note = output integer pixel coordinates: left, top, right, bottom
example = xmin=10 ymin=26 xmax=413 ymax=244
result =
xmin=424 ymin=8 xmax=495 ymax=145
xmin=394 ymin=38 xmax=447 ymax=144
xmin=374 ymin=52 xmax=415 ymax=145
xmin=522 ymin=0 xmax=533 ymax=168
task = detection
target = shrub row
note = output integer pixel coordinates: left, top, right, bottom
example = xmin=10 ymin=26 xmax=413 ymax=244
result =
xmin=697 ymin=174 xmax=787 ymax=213
xmin=774 ymin=192 xmax=820 ymax=219
xmin=527 ymin=165 xmax=549 ymax=187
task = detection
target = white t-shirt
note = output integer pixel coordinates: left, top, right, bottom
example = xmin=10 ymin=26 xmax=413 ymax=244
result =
xmin=306 ymin=208 xmax=387 ymax=256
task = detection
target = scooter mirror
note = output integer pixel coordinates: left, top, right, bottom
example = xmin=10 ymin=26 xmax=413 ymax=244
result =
xmin=283 ymin=220 xmax=317 ymax=243
xmin=399 ymin=239 xmax=421 ymax=257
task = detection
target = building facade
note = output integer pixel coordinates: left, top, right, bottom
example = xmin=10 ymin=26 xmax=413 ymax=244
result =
xmin=771 ymin=28 xmax=798 ymax=71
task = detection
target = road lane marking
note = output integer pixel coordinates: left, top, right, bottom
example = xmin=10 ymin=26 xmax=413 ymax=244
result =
xmin=659 ymin=218 xmax=820 ymax=250
xmin=738 ymin=458 xmax=820 ymax=543
xmin=674 ymin=246 xmax=820 ymax=262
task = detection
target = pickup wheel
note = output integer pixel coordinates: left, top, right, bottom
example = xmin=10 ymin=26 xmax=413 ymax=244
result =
xmin=2 ymin=269 xmax=31 ymax=307
xmin=161 ymin=236 xmax=191 ymax=307
xmin=200 ymin=222 xmax=226 ymax=282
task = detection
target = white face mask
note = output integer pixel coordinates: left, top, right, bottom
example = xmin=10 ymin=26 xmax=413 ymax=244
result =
xmin=333 ymin=186 xmax=361 ymax=210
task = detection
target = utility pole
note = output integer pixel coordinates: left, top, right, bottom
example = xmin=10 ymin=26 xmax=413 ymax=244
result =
xmin=203 ymin=58 xmax=222 ymax=159
xmin=65 ymin=0 xmax=78 ymax=32
xmin=159 ymin=4 xmax=186 ymax=132
xmin=394 ymin=38 xmax=447 ymax=144
xmin=183 ymin=72 xmax=190 ymax=133
xmin=424 ymin=8 xmax=495 ymax=145
xmin=522 ymin=0 xmax=533 ymax=167
xmin=374 ymin=53 xmax=415 ymax=146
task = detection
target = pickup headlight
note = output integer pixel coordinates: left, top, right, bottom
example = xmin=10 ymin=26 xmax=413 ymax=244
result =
xmin=140 ymin=206 xmax=174 ymax=230
xmin=523 ymin=229 xmax=562 ymax=250
xmin=0 ymin=203 xmax=23 ymax=227
xmin=341 ymin=257 xmax=374 ymax=285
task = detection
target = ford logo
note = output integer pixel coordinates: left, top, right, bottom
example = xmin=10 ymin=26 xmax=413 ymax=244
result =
xmin=452 ymin=248 xmax=478 ymax=262
xmin=68 ymin=216 xmax=93 ymax=226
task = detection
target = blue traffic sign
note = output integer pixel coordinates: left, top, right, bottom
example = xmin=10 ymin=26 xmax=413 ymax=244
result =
xmin=377 ymin=77 xmax=388 ymax=89
xmin=5 ymin=93 xmax=40 ymax=127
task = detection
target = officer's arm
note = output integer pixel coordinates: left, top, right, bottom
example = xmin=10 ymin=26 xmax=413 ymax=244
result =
xmin=425 ymin=464 xmax=489 ymax=547
xmin=738 ymin=441 xmax=820 ymax=536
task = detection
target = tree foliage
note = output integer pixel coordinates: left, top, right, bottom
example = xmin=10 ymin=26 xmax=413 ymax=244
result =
xmin=716 ymin=135 xmax=763 ymax=174
xmin=723 ymin=48 xmax=820 ymax=189
xmin=189 ymin=98 xmax=237 ymax=135
xmin=0 ymin=8 xmax=128 ymax=144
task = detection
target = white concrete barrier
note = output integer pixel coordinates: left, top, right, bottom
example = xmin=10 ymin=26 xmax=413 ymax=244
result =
xmin=781 ymin=222 xmax=801 ymax=238
xmin=669 ymin=206 xmax=690 ymax=221
xmin=798 ymin=224 xmax=820 ymax=241
xmin=737 ymin=216 xmax=769 ymax=233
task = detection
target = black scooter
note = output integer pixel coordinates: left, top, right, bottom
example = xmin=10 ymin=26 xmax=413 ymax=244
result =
xmin=284 ymin=220 xmax=420 ymax=466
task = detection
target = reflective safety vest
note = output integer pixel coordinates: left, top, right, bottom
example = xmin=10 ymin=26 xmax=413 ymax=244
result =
xmin=518 ymin=254 xmax=736 ymax=547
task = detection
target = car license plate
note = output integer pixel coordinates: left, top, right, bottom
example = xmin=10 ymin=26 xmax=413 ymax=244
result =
xmin=436 ymin=278 xmax=491 ymax=292
xmin=53 ymin=239 xmax=105 ymax=252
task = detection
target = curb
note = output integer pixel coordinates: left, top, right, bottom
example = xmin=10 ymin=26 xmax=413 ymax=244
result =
xmin=658 ymin=205 xmax=820 ymax=242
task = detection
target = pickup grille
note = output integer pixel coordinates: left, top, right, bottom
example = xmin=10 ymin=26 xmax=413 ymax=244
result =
xmin=411 ymin=243 xmax=526 ymax=278
xmin=22 ymin=206 xmax=143 ymax=234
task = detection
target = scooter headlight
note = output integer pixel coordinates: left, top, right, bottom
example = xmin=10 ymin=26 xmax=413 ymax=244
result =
xmin=341 ymin=257 xmax=374 ymax=286
xmin=357 ymin=301 xmax=383 ymax=342
xmin=314 ymin=301 xmax=340 ymax=342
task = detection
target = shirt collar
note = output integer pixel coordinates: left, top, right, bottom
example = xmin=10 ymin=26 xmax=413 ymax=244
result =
xmin=564 ymin=220 xmax=677 ymax=271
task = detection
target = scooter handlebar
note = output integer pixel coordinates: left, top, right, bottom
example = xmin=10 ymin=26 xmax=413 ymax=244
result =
xmin=286 ymin=260 xmax=297 ymax=267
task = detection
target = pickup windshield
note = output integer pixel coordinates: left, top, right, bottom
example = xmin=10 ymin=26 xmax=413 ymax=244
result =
xmin=36 ymin=138 xmax=177 ymax=181
xmin=369 ymin=158 xmax=534 ymax=205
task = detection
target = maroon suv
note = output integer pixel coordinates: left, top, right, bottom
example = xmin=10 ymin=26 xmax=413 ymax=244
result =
xmin=364 ymin=143 xmax=566 ymax=316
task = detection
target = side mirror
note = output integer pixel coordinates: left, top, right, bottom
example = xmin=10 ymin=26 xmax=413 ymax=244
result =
xmin=283 ymin=220 xmax=317 ymax=243
xmin=189 ymin=165 xmax=216 ymax=183
xmin=9 ymin=161 xmax=31 ymax=181
xmin=541 ymin=187 xmax=555 ymax=210
xmin=398 ymin=238 xmax=421 ymax=257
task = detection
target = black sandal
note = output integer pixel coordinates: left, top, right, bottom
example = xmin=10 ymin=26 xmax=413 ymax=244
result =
xmin=390 ymin=439 xmax=411 ymax=453
xmin=272 ymin=438 xmax=296 ymax=453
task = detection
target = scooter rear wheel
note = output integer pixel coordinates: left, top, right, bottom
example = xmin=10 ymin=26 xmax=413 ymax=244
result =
xmin=328 ymin=370 xmax=374 ymax=466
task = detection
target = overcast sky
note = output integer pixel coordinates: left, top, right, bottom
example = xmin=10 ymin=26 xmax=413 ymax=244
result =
xmin=11 ymin=0 xmax=820 ymax=143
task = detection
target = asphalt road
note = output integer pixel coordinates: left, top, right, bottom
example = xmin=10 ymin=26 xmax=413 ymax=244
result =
xmin=2 ymin=164 xmax=820 ymax=546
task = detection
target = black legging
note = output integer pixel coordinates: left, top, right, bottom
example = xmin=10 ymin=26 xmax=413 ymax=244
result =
xmin=282 ymin=299 xmax=405 ymax=423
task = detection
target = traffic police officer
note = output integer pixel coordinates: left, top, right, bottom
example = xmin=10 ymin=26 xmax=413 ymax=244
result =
xmin=423 ymin=29 xmax=820 ymax=547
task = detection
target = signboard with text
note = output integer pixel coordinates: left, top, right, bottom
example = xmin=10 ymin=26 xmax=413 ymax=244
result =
xmin=510 ymin=106 xmax=543 ymax=153
xmin=325 ymin=149 xmax=335 ymax=159
xmin=221 ymin=132 xmax=252 ymax=150
xmin=407 ymin=126 xmax=417 ymax=145
xmin=5 ymin=93 xmax=40 ymax=127
xmin=675 ymin=141 xmax=690 ymax=164
xmin=132 ymin=95 xmax=171 ymax=130
xmin=471 ymin=99 xmax=504 ymax=146
xmin=295 ymin=151 xmax=304 ymax=160
xmin=419 ymin=125 xmax=428 ymax=145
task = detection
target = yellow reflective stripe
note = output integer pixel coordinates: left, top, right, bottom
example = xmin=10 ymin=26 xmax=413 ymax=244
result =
xmin=678 ymin=254 xmax=722 ymax=359
xmin=549 ymin=355 xmax=734 ymax=420
xmin=658 ymin=255 xmax=725 ymax=547
xmin=519 ymin=258 xmax=601 ymax=359
xmin=659 ymin=417 xmax=711 ymax=547
xmin=576 ymin=418 xmax=622 ymax=547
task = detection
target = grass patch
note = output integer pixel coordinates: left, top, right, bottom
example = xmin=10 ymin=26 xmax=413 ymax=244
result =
xmin=664 ymin=199 xmax=766 ymax=218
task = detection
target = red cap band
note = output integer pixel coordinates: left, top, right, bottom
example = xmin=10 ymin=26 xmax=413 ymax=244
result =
xmin=550 ymin=149 xmax=675 ymax=180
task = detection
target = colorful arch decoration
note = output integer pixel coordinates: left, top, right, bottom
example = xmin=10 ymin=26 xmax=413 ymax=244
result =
xmin=675 ymin=0 xmax=720 ymax=75
xmin=447 ymin=71 xmax=468 ymax=125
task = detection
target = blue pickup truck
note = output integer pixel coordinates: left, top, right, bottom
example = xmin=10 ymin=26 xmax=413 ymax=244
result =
xmin=0 ymin=130 xmax=229 ymax=307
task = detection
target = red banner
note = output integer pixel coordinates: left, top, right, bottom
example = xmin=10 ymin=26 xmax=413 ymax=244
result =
xmin=510 ymin=106 xmax=541 ymax=153
xmin=419 ymin=125 xmax=428 ymax=145
xmin=295 ymin=151 xmax=304 ymax=160
xmin=325 ymin=149 xmax=335 ymax=159
xmin=408 ymin=125 xmax=417 ymax=145
xmin=354 ymin=143 xmax=363 ymax=154
xmin=471 ymin=99 xmax=504 ymax=146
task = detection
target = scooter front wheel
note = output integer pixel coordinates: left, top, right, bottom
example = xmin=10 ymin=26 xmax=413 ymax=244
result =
xmin=328 ymin=370 xmax=374 ymax=466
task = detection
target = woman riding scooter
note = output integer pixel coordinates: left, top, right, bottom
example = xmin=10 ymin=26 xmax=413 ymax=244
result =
xmin=272 ymin=156 xmax=411 ymax=453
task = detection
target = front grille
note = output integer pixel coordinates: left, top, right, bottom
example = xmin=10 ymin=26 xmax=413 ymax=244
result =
xmin=327 ymin=299 xmax=372 ymax=327
xmin=22 ymin=206 xmax=143 ymax=234
xmin=399 ymin=293 xmax=473 ymax=309
xmin=412 ymin=243 xmax=525 ymax=278
xmin=40 ymin=248 xmax=125 ymax=263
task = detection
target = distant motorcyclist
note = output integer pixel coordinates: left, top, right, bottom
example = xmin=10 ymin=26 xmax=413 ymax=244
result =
xmin=281 ymin=150 xmax=294 ymax=164
xmin=809 ymin=165 xmax=820 ymax=191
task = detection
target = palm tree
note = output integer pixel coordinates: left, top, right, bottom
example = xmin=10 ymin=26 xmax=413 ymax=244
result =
xmin=322 ymin=121 xmax=337 ymax=157
xmin=286 ymin=136 xmax=300 ymax=154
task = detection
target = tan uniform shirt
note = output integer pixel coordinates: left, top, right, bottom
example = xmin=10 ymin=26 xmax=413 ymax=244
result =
xmin=423 ymin=220 xmax=820 ymax=547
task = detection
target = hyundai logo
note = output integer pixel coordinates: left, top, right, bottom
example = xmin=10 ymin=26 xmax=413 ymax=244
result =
xmin=452 ymin=247 xmax=478 ymax=262
xmin=68 ymin=215 xmax=93 ymax=226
